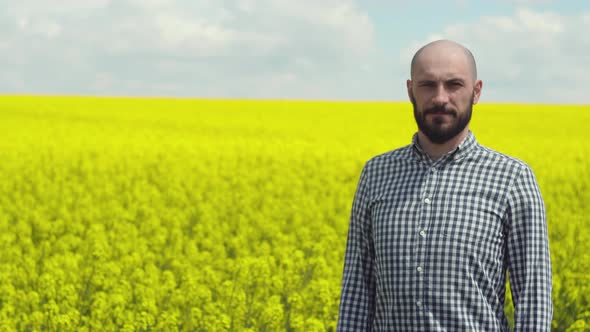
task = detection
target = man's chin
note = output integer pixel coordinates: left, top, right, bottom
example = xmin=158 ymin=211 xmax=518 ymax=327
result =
xmin=421 ymin=128 xmax=461 ymax=144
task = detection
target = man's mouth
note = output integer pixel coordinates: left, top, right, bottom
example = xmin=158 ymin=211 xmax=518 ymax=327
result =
xmin=426 ymin=111 xmax=453 ymax=116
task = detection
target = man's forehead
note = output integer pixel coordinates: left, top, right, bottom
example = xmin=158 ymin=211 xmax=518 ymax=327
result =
xmin=413 ymin=58 xmax=471 ymax=81
xmin=413 ymin=67 xmax=470 ymax=81
xmin=411 ymin=40 xmax=477 ymax=80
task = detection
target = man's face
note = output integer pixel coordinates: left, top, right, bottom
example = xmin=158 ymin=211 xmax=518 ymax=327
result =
xmin=407 ymin=46 xmax=482 ymax=144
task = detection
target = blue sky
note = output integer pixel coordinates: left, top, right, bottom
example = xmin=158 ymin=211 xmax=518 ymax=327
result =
xmin=369 ymin=1 xmax=588 ymax=56
xmin=0 ymin=0 xmax=588 ymax=104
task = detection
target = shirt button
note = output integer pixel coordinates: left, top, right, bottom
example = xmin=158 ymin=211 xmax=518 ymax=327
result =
xmin=419 ymin=230 xmax=426 ymax=237
xmin=416 ymin=300 xmax=422 ymax=307
xmin=417 ymin=266 xmax=423 ymax=273
xmin=424 ymin=197 xmax=431 ymax=204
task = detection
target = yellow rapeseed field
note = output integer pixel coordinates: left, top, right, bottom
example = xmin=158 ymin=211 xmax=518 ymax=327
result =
xmin=0 ymin=96 xmax=588 ymax=331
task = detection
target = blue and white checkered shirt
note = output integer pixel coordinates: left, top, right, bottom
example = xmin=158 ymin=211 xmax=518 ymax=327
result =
xmin=337 ymin=130 xmax=552 ymax=331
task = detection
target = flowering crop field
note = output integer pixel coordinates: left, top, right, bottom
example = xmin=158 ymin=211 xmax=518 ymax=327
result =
xmin=0 ymin=96 xmax=588 ymax=331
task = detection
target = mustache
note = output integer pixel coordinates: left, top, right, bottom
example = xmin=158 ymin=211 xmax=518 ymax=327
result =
xmin=423 ymin=105 xmax=456 ymax=116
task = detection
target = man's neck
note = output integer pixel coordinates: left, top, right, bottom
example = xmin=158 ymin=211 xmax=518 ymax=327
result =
xmin=417 ymin=128 xmax=469 ymax=161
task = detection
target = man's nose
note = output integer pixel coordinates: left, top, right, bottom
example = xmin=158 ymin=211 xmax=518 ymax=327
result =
xmin=432 ymin=85 xmax=449 ymax=105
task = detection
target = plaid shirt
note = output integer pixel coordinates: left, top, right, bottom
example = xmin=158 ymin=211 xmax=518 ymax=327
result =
xmin=337 ymin=130 xmax=552 ymax=331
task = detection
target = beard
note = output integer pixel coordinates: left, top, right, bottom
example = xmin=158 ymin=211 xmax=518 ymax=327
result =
xmin=411 ymin=92 xmax=474 ymax=144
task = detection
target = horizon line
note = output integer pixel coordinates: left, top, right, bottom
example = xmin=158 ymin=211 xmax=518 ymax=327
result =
xmin=0 ymin=94 xmax=588 ymax=107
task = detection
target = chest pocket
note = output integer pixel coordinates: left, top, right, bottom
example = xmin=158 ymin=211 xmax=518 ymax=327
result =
xmin=431 ymin=190 xmax=506 ymax=271
xmin=438 ymin=189 xmax=505 ymax=245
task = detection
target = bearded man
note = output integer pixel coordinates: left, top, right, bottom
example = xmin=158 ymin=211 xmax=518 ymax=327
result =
xmin=337 ymin=40 xmax=552 ymax=331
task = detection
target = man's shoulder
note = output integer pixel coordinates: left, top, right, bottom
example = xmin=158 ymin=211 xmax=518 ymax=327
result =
xmin=361 ymin=145 xmax=414 ymax=175
xmin=478 ymin=145 xmax=536 ymax=182
xmin=366 ymin=144 xmax=414 ymax=165
xmin=476 ymin=144 xmax=534 ymax=174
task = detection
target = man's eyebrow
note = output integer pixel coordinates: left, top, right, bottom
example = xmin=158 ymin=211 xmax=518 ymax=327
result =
xmin=447 ymin=78 xmax=465 ymax=83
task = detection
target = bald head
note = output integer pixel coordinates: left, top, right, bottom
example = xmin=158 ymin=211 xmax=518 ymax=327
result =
xmin=410 ymin=40 xmax=477 ymax=81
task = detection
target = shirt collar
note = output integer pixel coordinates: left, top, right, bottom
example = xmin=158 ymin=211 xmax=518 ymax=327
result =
xmin=411 ymin=130 xmax=478 ymax=163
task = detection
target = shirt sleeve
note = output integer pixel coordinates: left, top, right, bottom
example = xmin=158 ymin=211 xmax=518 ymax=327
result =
xmin=505 ymin=165 xmax=553 ymax=331
xmin=337 ymin=162 xmax=376 ymax=332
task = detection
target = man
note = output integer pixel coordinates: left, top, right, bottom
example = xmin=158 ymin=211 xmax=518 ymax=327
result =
xmin=337 ymin=40 xmax=552 ymax=331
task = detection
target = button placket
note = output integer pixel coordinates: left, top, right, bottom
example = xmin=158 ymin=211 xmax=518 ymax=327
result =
xmin=416 ymin=165 xmax=438 ymax=313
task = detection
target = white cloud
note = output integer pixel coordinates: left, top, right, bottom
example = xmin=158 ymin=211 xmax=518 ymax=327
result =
xmin=402 ymin=8 xmax=590 ymax=104
xmin=0 ymin=0 xmax=377 ymax=99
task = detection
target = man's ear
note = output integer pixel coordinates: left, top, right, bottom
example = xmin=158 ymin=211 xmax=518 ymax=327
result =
xmin=473 ymin=80 xmax=483 ymax=104
xmin=406 ymin=79 xmax=413 ymax=101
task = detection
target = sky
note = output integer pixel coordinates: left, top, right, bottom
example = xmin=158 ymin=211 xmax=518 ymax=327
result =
xmin=1 ymin=0 xmax=588 ymax=104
